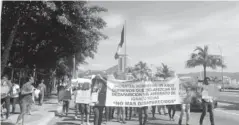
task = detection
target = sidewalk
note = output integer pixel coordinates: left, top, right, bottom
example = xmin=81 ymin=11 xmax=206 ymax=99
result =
xmin=1 ymin=91 xmax=61 ymax=125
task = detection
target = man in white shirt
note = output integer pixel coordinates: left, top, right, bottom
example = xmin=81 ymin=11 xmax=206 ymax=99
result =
xmin=11 ymin=80 xmax=20 ymax=114
xmin=199 ymin=78 xmax=215 ymax=125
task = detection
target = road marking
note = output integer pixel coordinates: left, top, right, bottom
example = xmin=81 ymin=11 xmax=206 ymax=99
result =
xmin=218 ymin=100 xmax=239 ymax=104
xmin=220 ymin=94 xmax=239 ymax=97
xmin=215 ymin=109 xmax=239 ymax=116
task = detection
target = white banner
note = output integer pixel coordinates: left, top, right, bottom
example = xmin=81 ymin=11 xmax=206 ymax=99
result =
xmin=75 ymin=90 xmax=92 ymax=104
xmin=105 ymin=77 xmax=181 ymax=107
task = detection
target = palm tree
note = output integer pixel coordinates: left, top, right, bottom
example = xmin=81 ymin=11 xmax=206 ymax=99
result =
xmin=134 ymin=61 xmax=151 ymax=80
xmin=186 ymin=45 xmax=226 ymax=84
xmin=155 ymin=63 xmax=173 ymax=80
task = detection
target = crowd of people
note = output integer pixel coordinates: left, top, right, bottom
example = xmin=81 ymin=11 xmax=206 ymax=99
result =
xmin=1 ymin=74 xmax=47 ymax=125
xmin=1 ymin=73 xmax=215 ymax=125
xmin=55 ymin=74 xmax=215 ymax=125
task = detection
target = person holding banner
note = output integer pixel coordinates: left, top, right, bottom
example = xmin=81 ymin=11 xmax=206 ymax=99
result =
xmin=91 ymin=75 xmax=107 ymax=125
xmin=138 ymin=106 xmax=148 ymax=125
xmin=199 ymin=78 xmax=215 ymax=125
xmin=167 ymin=104 xmax=176 ymax=121
xmin=74 ymin=80 xmax=91 ymax=125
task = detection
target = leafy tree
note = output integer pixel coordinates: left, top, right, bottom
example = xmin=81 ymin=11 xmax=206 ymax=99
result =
xmin=134 ymin=61 xmax=151 ymax=80
xmin=155 ymin=63 xmax=173 ymax=80
xmin=1 ymin=1 xmax=108 ymax=78
xmin=186 ymin=45 xmax=226 ymax=84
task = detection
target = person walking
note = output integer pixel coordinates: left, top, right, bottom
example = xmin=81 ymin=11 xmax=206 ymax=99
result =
xmin=138 ymin=106 xmax=148 ymax=125
xmin=61 ymin=75 xmax=72 ymax=116
xmin=16 ymin=76 xmax=35 ymax=125
xmin=1 ymin=75 xmax=12 ymax=119
xmin=91 ymin=75 xmax=109 ymax=125
xmin=74 ymin=80 xmax=91 ymax=125
xmin=178 ymin=87 xmax=192 ymax=125
xmin=199 ymin=78 xmax=215 ymax=125
xmin=167 ymin=105 xmax=176 ymax=121
xmin=10 ymin=79 xmax=20 ymax=114
xmin=37 ymin=79 xmax=46 ymax=106
xmin=151 ymin=106 xmax=156 ymax=119
xmin=157 ymin=105 xmax=167 ymax=115
xmin=125 ymin=107 xmax=132 ymax=120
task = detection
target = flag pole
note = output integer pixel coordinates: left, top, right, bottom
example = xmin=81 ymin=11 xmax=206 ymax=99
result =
xmin=124 ymin=20 xmax=126 ymax=73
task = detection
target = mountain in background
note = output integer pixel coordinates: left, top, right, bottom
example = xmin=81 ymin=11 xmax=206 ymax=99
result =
xmin=178 ymin=71 xmax=239 ymax=80
xmin=105 ymin=65 xmax=118 ymax=74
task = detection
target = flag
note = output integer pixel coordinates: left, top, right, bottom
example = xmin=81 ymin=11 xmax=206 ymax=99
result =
xmin=115 ymin=26 xmax=124 ymax=60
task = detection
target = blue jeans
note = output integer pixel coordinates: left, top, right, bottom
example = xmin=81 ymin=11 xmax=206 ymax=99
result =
xmin=199 ymin=100 xmax=214 ymax=125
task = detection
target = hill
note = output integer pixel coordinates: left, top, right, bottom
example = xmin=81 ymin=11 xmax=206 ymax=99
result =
xmin=105 ymin=65 xmax=118 ymax=74
xmin=178 ymin=71 xmax=239 ymax=80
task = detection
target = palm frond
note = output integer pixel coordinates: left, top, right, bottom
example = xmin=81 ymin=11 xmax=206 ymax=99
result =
xmin=194 ymin=46 xmax=204 ymax=52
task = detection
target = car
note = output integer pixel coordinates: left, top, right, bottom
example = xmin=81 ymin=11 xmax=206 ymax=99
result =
xmin=177 ymin=86 xmax=218 ymax=111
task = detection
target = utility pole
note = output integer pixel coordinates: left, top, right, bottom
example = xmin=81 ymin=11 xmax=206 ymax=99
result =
xmin=73 ymin=54 xmax=76 ymax=79
xmin=218 ymin=46 xmax=223 ymax=91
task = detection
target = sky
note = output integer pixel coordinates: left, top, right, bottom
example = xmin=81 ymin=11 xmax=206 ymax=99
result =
xmin=79 ymin=1 xmax=239 ymax=74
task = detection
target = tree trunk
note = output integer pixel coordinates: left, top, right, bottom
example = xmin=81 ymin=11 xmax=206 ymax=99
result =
xmin=1 ymin=18 xmax=20 ymax=75
xmin=203 ymin=65 xmax=207 ymax=84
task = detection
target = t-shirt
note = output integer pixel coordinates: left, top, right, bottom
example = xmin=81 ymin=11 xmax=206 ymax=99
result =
xmin=11 ymin=84 xmax=20 ymax=98
xmin=201 ymin=85 xmax=213 ymax=102
xmin=38 ymin=83 xmax=46 ymax=94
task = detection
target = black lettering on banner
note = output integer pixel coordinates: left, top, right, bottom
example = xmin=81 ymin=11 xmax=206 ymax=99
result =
xmin=114 ymin=101 xmax=123 ymax=106
xmin=125 ymin=101 xmax=136 ymax=106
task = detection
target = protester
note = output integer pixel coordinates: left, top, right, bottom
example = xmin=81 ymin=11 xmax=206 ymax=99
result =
xmin=116 ymin=107 xmax=126 ymax=124
xmin=157 ymin=105 xmax=167 ymax=115
xmin=91 ymin=75 xmax=108 ymax=125
xmin=74 ymin=79 xmax=91 ymax=125
xmin=125 ymin=107 xmax=132 ymax=120
xmin=57 ymin=79 xmax=65 ymax=104
xmin=1 ymin=75 xmax=12 ymax=119
xmin=151 ymin=106 xmax=156 ymax=119
xmin=167 ymin=105 xmax=176 ymax=121
xmin=61 ymin=75 xmax=72 ymax=116
xmin=105 ymin=106 xmax=113 ymax=122
xmin=16 ymin=76 xmax=35 ymax=125
xmin=178 ymin=87 xmax=192 ymax=125
xmin=138 ymin=106 xmax=148 ymax=125
xmin=199 ymin=78 xmax=215 ymax=125
xmin=37 ymin=79 xmax=47 ymax=106
xmin=10 ymin=79 xmax=20 ymax=114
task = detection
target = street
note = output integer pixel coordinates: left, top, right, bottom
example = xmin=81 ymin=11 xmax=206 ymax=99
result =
xmin=48 ymin=101 xmax=239 ymax=125
xmin=218 ymin=91 xmax=239 ymax=104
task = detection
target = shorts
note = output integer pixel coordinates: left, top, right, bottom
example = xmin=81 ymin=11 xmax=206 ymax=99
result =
xmin=76 ymin=103 xmax=90 ymax=115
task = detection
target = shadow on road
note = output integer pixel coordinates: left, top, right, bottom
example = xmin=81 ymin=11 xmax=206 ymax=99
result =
xmin=55 ymin=122 xmax=79 ymax=125
xmin=147 ymin=123 xmax=177 ymax=125
xmin=0 ymin=122 xmax=15 ymax=125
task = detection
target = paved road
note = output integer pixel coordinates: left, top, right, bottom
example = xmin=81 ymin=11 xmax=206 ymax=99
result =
xmin=174 ymin=102 xmax=239 ymax=125
xmin=218 ymin=92 xmax=239 ymax=104
xmin=48 ymin=102 xmax=239 ymax=125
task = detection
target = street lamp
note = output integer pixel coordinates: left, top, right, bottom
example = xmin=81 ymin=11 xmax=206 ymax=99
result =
xmin=218 ymin=45 xmax=224 ymax=91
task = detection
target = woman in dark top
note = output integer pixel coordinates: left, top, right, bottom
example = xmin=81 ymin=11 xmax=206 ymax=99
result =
xmin=91 ymin=75 xmax=107 ymax=125
xmin=60 ymin=75 xmax=72 ymax=116
xmin=16 ymin=77 xmax=35 ymax=125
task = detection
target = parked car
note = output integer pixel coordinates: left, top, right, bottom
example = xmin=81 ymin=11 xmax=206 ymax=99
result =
xmin=177 ymin=86 xmax=218 ymax=111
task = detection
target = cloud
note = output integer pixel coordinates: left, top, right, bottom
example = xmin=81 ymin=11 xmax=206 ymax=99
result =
xmin=103 ymin=14 xmax=124 ymax=29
